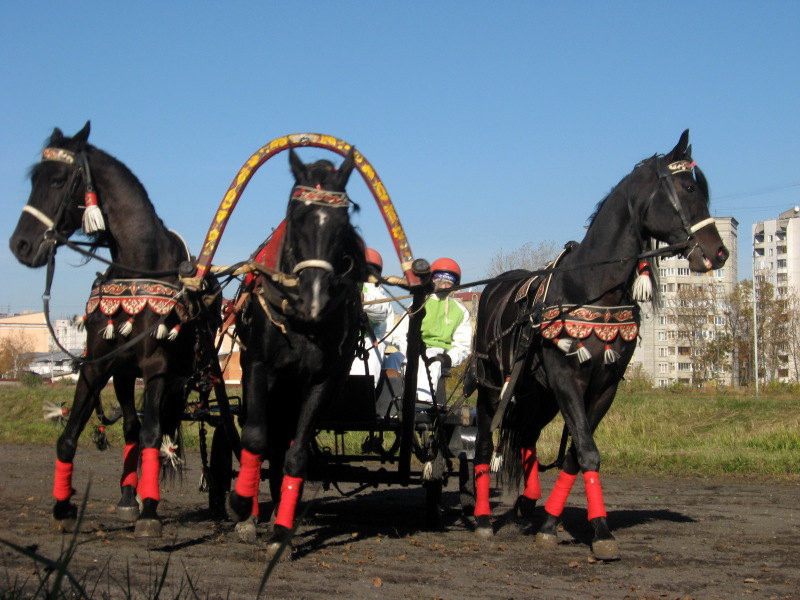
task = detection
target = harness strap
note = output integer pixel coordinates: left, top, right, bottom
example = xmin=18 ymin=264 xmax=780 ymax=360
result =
xmin=689 ymin=217 xmax=715 ymax=233
xmin=22 ymin=205 xmax=55 ymax=229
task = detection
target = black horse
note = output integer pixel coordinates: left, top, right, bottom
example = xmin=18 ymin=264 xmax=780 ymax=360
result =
xmin=9 ymin=122 xmax=218 ymax=537
xmin=470 ymin=131 xmax=729 ymax=559
xmin=229 ymin=148 xmax=366 ymax=558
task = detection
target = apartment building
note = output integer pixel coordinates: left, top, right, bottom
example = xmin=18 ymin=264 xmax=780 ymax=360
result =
xmin=631 ymin=217 xmax=738 ymax=387
xmin=752 ymin=207 xmax=800 ymax=298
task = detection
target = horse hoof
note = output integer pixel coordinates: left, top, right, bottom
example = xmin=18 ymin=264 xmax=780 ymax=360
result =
xmin=51 ymin=517 xmax=76 ymax=533
xmin=591 ymin=538 xmax=620 ymax=561
xmin=535 ymin=532 xmax=559 ymax=548
xmin=266 ymin=539 xmax=292 ymax=562
xmin=134 ymin=518 xmax=163 ymax=538
xmin=475 ymin=515 xmax=493 ymax=538
xmin=116 ymin=504 xmax=140 ymax=522
xmin=235 ymin=518 xmax=257 ymax=543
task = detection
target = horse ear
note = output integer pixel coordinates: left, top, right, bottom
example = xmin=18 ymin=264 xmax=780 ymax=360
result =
xmin=49 ymin=127 xmax=65 ymax=145
xmin=74 ymin=121 xmax=91 ymax=146
xmin=336 ymin=148 xmax=356 ymax=188
xmin=667 ymin=129 xmax=690 ymax=161
xmin=289 ymin=148 xmax=307 ymax=182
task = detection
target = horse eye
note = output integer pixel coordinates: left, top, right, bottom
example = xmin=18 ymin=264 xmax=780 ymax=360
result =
xmin=684 ymin=184 xmax=696 ymax=193
xmin=50 ymin=177 xmax=67 ymax=189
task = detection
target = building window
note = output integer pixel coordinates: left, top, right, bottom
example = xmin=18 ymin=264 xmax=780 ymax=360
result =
xmin=714 ymin=316 xmax=725 ymax=326
xmin=658 ymin=332 xmax=667 ymax=341
xmin=678 ymin=362 xmax=692 ymax=372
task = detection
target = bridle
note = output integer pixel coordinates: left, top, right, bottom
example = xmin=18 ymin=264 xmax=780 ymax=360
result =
xmin=22 ymin=147 xmax=91 ymax=246
xmin=647 ymin=156 xmax=716 ymax=260
xmin=285 ymin=185 xmax=351 ymax=276
xmin=21 ymin=146 xmax=95 ymax=243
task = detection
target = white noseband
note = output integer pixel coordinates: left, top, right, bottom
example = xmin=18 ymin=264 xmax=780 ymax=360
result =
xmin=292 ymin=259 xmax=334 ymax=274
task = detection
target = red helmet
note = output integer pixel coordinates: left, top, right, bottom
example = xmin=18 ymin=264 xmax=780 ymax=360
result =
xmin=431 ymin=257 xmax=461 ymax=283
xmin=365 ymin=248 xmax=383 ymax=273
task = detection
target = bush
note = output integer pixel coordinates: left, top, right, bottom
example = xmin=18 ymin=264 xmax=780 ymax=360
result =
xmin=19 ymin=371 xmax=43 ymax=387
xmin=619 ymin=363 xmax=653 ymax=392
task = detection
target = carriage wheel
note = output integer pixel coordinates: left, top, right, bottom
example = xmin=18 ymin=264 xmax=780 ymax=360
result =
xmin=457 ymin=457 xmax=475 ymax=516
xmin=424 ymin=478 xmax=444 ymax=529
xmin=208 ymin=424 xmax=233 ymax=520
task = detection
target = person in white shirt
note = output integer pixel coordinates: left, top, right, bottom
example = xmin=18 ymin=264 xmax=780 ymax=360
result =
xmin=350 ymin=248 xmax=395 ymax=388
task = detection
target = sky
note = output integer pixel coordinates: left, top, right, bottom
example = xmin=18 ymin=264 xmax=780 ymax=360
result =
xmin=1 ymin=2 xmax=798 ymax=317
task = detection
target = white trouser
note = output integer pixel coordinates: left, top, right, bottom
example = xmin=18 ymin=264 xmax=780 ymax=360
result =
xmin=349 ymin=340 xmax=385 ymax=388
xmin=416 ymin=347 xmax=446 ymax=404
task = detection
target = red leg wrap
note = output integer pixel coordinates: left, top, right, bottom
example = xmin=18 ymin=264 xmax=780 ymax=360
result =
xmin=137 ymin=448 xmax=161 ymax=501
xmin=474 ymin=463 xmax=491 ymax=516
xmin=234 ymin=448 xmax=262 ymax=499
xmin=121 ymin=442 xmax=139 ymax=488
xmin=251 ymin=495 xmax=260 ymax=518
xmin=521 ymin=447 xmax=541 ymax=499
xmin=53 ymin=459 xmax=74 ymax=501
xmin=583 ymin=471 xmax=607 ymax=520
xmin=544 ymin=470 xmax=577 ymax=517
xmin=274 ymin=475 xmax=304 ymax=529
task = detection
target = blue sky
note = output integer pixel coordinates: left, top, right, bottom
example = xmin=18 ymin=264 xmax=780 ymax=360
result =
xmin=2 ymin=2 xmax=798 ymax=317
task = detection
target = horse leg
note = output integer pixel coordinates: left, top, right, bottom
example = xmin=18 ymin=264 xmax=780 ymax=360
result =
xmin=52 ymin=366 xmax=110 ymax=530
xmin=537 ymin=447 xmax=578 ymax=547
xmin=266 ymin=380 xmax=332 ymax=559
xmin=581 ymin=384 xmax=619 ymax=560
xmin=472 ymin=386 xmax=496 ymax=537
xmin=113 ymin=373 xmax=141 ymax=521
xmin=229 ymin=363 xmax=270 ymax=540
xmin=538 ymin=375 xmax=619 ymax=560
xmin=134 ymin=371 xmax=168 ymax=538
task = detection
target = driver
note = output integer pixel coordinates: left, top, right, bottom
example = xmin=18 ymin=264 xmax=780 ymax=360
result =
xmin=393 ymin=257 xmax=473 ymax=404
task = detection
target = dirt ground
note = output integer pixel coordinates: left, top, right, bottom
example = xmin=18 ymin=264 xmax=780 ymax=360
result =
xmin=0 ymin=444 xmax=798 ymax=600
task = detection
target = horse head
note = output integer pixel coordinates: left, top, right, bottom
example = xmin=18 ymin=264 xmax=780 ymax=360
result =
xmin=637 ymin=130 xmax=729 ymax=272
xmin=10 ymin=121 xmax=95 ymax=268
xmin=282 ymin=147 xmax=365 ymax=322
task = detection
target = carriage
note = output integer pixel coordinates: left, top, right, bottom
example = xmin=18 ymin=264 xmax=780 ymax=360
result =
xmin=186 ymin=133 xmax=479 ymax=532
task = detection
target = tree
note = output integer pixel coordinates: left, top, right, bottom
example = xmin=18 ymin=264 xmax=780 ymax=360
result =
xmin=0 ymin=332 xmax=34 ymax=378
xmin=486 ymin=240 xmax=559 ymax=277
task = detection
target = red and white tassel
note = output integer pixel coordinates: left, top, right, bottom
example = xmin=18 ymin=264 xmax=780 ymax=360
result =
xmin=154 ymin=323 xmax=168 ymax=339
xmin=76 ymin=315 xmax=87 ymax=331
xmin=81 ymin=192 xmax=106 ymax=234
xmin=160 ymin=435 xmax=182 ymax=470
xmin=103 ymin=319 xmax=115 ymax=340
xmin=603 ymin=344 xmax=621 ymax=365
xmin=489 ymin=429 xmax=503 ymax=472
xmin=167 ymin=324 xmax=181 ymax=341
xmin=43 ymin=401 xmax=69 ymax=423
xmin=569 ymin=342 xmax=591 ymax=363
xmin=554 ymin=337 xmax=572 ymax=353
xmin=118 ymin=318 xmax=134 ymax=337
xmin=632 ymin=260 xmax=653 ymax=302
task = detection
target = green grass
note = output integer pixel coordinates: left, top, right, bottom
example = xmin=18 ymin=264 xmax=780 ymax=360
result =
xmin=1 ymin=382 xmax=798 ymax=480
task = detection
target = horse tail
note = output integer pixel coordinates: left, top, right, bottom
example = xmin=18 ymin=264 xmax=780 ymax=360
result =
xmin=495 ymin=397 xmax=534 ymax=492
xmin=159 ymin=381 xmax=187 ymax=483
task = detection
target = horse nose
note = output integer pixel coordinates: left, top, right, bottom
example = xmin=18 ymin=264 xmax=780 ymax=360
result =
xmin=717 ymin=245 xmax=730 ymax=265
xmin=10 ymin=235 xmax=31 ymax=260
